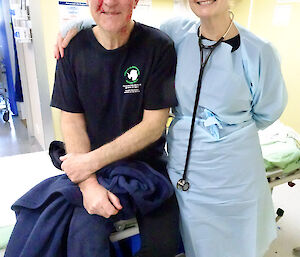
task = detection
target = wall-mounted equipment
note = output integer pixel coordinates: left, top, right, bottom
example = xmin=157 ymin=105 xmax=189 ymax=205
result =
xmin=9 ymin=0 xmax=32 ymax=43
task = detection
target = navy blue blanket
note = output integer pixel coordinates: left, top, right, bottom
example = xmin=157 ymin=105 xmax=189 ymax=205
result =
xmin=47 ymin=140 xmax=173 ymax=216
xmin=5 ymin=142 xmax=173 ymax=257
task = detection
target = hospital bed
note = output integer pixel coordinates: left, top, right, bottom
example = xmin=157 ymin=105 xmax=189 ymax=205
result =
xmin=259 ymin=122 xmax=300 ymax=256
xmin=0 ymin=151 xmax=180 ymax=256
xmin=259 ymin=121 xmax=300 ymax=190
xmin=1 ymin=121 xmax=299 ymax=256
xmin=0 ymin=151 xmax=143 ymax=256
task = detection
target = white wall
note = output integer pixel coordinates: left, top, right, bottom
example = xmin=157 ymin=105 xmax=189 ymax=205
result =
xmin=29 ymin=0 xmax=55 ymax=148
xmin=20 ymin=42 xmax=45 ymax=146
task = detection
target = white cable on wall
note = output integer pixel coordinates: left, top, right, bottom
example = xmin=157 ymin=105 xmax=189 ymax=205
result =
xmin=247 ymin=0 xmax=254 ymax=29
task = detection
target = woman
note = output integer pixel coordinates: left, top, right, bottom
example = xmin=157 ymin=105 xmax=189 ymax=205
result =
xmin=55 ymin=0 xmax=287 ymax=256
xmin=160 ymin=1 xmax=287 ymax=256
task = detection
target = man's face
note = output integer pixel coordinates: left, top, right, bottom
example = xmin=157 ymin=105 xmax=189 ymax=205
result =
xmin=88 ymin=0 xmax=138 ymax=33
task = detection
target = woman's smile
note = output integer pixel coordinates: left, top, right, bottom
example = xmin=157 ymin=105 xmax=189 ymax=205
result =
xmin=196 ymin=0 xmax=216 ymax=6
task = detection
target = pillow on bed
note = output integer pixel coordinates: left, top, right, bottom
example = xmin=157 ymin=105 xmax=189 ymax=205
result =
xmin=259 ymin=121 xmax=300 ymax=173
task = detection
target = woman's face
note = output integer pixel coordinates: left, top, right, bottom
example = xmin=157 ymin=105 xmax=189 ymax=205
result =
xmin=189 ymin=0 xmax=230 ymax=19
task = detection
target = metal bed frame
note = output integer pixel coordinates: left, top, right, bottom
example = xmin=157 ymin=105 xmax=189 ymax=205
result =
xmin=0 ymin=63 xmax=9 ymax=122
xmin=267 ymin=167 xmax=300 ymax=256
xmin=267 ymin=168 xmax=300 ymax=189
xmin=0 ymin=87 xmax=10 ymax=122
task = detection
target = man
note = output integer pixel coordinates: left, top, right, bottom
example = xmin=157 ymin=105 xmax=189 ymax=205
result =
xmin=51 ymin=0 xmax=179 ymax=256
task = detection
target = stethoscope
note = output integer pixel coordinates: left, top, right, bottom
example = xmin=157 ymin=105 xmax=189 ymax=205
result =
xmin=177 ymin=14 xmax=235 ymax=192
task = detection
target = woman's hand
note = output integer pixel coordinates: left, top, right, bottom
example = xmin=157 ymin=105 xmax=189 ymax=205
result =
xmin=54 ymin=28 xmax=79 ymax=59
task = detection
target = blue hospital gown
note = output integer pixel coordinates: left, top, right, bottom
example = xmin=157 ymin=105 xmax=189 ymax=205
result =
xmin=161 ymin=18 xmax=287 ymax=257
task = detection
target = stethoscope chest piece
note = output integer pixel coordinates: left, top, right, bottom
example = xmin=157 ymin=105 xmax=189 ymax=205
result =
xmin=177 ymin=179 xmax=190 ymax=191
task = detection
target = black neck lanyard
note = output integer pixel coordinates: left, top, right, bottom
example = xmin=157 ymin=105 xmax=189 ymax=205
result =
xmin=176 ymin=35 xmax=223 ymax=192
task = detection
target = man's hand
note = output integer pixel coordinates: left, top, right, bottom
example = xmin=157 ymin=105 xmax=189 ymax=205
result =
xmin=80 ymin=181 xmax=122 ymax=218
xmin=54 ymin=28 xmax=79 ymax=59
xmin=60 ymin=153 xmax=96 ymax=183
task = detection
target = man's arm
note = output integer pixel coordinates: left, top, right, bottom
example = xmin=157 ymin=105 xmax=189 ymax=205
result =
xmin=93 ymin=108 xmax=170 ymax=165
xmin=61 ymin=111 xmax=122 ymax=218
xmin=61 ymin=108 xmax=170 ymax=183
xmin=61 ymin=111 xmax=90 ymax=153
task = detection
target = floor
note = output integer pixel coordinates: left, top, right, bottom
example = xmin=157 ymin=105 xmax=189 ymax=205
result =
xmin=0 ymin=114 xmax=42 ymax=157
xmin=0 ymin=116 xmax=299 ymax=257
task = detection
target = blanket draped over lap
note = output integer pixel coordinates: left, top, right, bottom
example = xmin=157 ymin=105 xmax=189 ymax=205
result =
xmin=4 ymin=141 xmax=173 ymax=257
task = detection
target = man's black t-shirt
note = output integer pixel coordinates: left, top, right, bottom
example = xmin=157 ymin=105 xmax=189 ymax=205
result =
xmin=51 ymin=22 xmax=178 ymax=169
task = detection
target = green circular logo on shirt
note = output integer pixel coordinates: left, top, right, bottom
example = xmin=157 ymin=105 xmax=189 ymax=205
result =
xmin=124 ymin=66 xmax=140 ymax=84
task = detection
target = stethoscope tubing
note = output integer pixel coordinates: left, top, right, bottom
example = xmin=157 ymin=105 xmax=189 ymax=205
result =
xmin=177 ymin=36 xmax=223 ymax=192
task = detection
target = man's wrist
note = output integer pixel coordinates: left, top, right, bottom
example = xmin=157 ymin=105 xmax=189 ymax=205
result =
xmin=88 ymin=148 xmax=105 ymax=172
xmin=79 ymin=175 xmax=98 ymax=189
